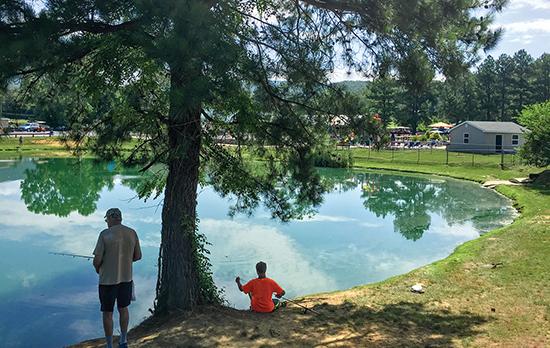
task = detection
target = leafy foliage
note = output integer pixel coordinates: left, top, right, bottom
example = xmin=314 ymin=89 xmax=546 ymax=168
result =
xmin=518 ymin=101 xmax=550 ymax=167
xmin=192 ymin=219 xmax=225 ymax=304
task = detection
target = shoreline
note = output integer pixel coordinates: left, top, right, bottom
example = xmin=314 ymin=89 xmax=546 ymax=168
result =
xmin=71 ymin=157 xmax=548 ymax=347
xmin=2 ymin=151 xmax=547 ymax=347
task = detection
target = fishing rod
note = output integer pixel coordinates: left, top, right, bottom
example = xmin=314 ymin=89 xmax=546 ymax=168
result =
xmin=282 ymin=296 xmax=321 ymax=315
xmin=49 ymin=252 xmax=93 ymax=260
xmin=50 ymin=251 xmax=137 ymax=302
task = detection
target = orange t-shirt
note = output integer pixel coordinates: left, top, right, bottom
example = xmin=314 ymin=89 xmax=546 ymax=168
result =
xmin=242 ymin=277 xmax=284 ymax=313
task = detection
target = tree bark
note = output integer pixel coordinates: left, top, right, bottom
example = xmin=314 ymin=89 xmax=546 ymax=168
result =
xmin=155 ymin=71 xmax=202 ymax=313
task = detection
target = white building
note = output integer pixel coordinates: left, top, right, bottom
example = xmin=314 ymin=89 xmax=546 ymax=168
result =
xmin=448 ymin=121 xmax=529 ymax=154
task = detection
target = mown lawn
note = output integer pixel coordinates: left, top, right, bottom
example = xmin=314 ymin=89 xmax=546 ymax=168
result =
xmin=0 ymin=136 xmax=141 ymax=158
xmin=0 ymin=136 xmax=72 ymax=157
xmin=350 ymin=147 xmax=540 ymax=181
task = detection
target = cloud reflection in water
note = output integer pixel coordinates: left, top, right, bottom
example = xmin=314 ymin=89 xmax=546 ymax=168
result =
xmin=0 ymin=159 xmax=518 ymax=347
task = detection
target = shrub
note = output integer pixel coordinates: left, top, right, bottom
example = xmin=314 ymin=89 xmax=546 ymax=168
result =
xmin=518 ymin=101 xmax=550 ymax=167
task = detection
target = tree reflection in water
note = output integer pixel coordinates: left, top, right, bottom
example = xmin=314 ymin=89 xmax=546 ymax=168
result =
xmin=19 ymin=158 xmax=139 ymax=217
xmin=319 ymin=169 xmax=513 ymax=241
xmin=18 ymin=160 xmax=512 ymax=240
xmin=366 ymin=174 xmax=514 ymax=240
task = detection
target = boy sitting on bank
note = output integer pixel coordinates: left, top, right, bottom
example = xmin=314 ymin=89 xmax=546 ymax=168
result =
xmin=235 ymin=261 xmax=285 ymax=312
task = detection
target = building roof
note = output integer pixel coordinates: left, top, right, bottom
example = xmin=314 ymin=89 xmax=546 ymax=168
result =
xmin=451 ymin=121 xmax=529 ymax=134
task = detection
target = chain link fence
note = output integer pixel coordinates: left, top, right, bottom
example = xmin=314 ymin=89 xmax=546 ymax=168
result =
xmin=352 ymin=146 xmax=522 ymax=169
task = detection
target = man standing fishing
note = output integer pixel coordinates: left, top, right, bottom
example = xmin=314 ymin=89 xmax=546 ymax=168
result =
xmin=93 ymin=208 xmax=142 ymax=348
xmin=235 ymin=261 xmax=285 ymax=313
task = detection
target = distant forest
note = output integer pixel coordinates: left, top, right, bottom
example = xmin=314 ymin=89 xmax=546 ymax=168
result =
xmin=334 ymin=49 xmax=549 ymax=131
xmin=1 ymin=50 xmax=549 ymax=131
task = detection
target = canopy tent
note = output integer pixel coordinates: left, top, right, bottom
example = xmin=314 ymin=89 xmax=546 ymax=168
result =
xmin=428 ymin=122 xmax=453 ymax=129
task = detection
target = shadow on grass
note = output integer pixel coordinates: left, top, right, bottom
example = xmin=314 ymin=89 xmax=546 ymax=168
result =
xmin=74 ymin=300 xmax=492 ymax=347
xmin=300 ymin=300 xmax=490 ymax=347
xmin=526 ymin=183 xmax=550 ymax=195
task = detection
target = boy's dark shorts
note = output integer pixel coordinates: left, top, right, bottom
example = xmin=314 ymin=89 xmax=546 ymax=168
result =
xmin=99 ymin=281 xmax=132 ymax=312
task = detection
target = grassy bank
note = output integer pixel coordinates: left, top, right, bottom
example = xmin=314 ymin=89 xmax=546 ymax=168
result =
xmin=0 ymin=136 xmax=141 ymax=158
xmin=72 ymin=150 xmax=549 ymax=348
xmin=350 ymin=147 xmax=539 ymax=181
xmin=1 ymin=138 xmax=537 ymax=181
xmin=0 ymin=136 xmax=73 ymax=157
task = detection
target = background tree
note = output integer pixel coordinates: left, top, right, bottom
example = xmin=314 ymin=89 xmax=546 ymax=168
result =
xmin=477 ymin=55 xmax=498 ymax=121
xmin=518 ymin=101 xmax=550 ymax=167
xmin=396 ymin=48 xmax=436 ymax=132
xmin=23 ymin=75 xmax=78 ymax=128
xmin=495 ymin=54 xmax=514 ymax=121
xmin=0 ymin=0 xmax=506 ymax=313
xmin=364 ymin=77 xmax=405 ymax=123
xmin=20 ymin=159 xmax=125 ymax=216
xmin=362 ymin=173 xmax=437 ymax=241
xmin=435 ymin=73 xmax=480 ymax=123
xmin=532 ymin=53 xmax=550 ymax=104
xmin=510 ymin=49 xmax=534 ymax=117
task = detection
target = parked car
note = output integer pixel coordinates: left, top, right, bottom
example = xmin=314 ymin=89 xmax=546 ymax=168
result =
xmin=18 ymin=123 xmax=40 ymax=132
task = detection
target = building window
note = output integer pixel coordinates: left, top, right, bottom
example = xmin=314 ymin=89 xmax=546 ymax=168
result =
xmin=463 ymin=133 xmax=469 ymax=144
xmin=512 ymin=134 xmax=519 ymax=145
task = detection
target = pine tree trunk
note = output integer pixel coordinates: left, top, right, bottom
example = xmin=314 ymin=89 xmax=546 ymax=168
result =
xmin=155 ymin=72 xmax=202 ymax=313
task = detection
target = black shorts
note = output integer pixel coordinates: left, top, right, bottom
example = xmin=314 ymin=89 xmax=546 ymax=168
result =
xmin=99 ymin=281 xmax=133 ymax=312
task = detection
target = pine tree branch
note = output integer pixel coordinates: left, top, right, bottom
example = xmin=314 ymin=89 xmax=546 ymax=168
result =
xmin=299 ymin=0 xmax=369 ymax=13
xmin=15 ymin=48 xmax=95 ymax=76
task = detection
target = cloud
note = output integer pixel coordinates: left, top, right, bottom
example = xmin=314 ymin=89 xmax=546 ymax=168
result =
xmin=509 ymin=34 xmax=535 ymax=44
xmin=0 ymin=184 xmax=105 ymax=254
xmin=508 ymin=0 xmax=550 ymax=10
xmin=359 ymin=222 xmax=384 ymax=228
xmin=0 ymin=180 xmax=20 ymax=196
xmin=43 ymin=290 xmax=97 ymax=307
xmin=69 ymin=320 xmax=97 ymax=337
xmin=129 ymin=274 xmax=157 ymax=324
xmin=329 ymin=68 xmax=368 ymax=82
xmin=425 ymin=221 xmax=479 ymax=239
xmin=20 ymin=273 xmax=37 ymax=288
xmin=498 ymin=19 xmax=550 ymax=34
xmin=200 ymin=219 xmax=338 ymax=307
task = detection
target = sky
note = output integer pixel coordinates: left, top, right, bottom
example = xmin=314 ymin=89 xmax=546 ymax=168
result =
xmin=331 ymin=0 xmax=550 ymax=81
xmin=488 ymin=0 xmax=550 ymax=58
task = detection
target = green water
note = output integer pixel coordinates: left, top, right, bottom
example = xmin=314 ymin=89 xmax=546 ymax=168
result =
xmin=0 ymin=158 xmax=516 ymax=347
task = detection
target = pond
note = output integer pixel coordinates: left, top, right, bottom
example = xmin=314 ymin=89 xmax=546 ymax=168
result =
xmin=0 ymin=158 xmax=516 ymax=347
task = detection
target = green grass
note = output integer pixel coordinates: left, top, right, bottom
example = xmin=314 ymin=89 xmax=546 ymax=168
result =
xmin=386 ymin=186 xmax=545 ymax=345
xmin=350 ymin=147 xmax=540 ymax=181
xmin=0 ymin=136 xmax=142 ymax=158
xmin=1 ymin=138 xmax=539 ymax=181
xmin=0 ymin=136 xmax=75 ymax=157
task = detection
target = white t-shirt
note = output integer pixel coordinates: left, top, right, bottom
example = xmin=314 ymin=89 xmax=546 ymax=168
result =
xmin=93 ymin=224 xmax=140 ymax=285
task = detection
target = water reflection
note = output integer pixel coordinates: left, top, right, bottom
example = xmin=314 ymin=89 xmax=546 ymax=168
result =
xmin=319 ymin=169 xmax=515 ymax=240
xmin=12 ymin=160 xmax=514 ymax=242
xmin=19 ymin=158 xmax=138 ymax=217
xmin=0 ymin=158 xmax=516 ymax=348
